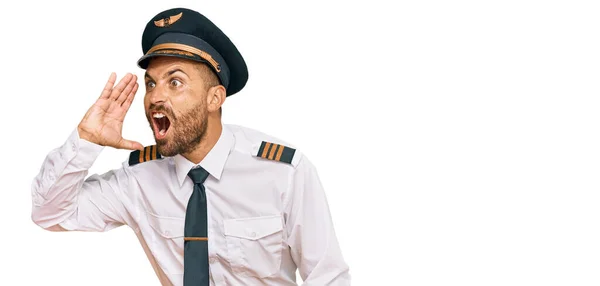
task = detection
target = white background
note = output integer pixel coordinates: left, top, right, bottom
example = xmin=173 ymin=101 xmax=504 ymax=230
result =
xmin=1 ymin=0 xmax=600 ymax=285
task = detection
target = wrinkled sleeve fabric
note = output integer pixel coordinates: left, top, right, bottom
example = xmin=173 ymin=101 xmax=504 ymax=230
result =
xmin=31 ymin=128 xmax=138 ymax=232
xmin=284 ymin=155 xmax=351 ymax=285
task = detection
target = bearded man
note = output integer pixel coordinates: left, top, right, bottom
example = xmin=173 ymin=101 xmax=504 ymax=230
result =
xmin=31 ymin=7 xmax=350 ymax=286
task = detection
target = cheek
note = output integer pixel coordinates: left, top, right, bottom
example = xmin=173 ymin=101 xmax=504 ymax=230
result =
xmin=173 ymin=93 xmax=201 ymax=108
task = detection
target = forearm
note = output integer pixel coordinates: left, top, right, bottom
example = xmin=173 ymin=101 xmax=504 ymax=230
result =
xmin=31 ymin=128 xmax=104 ymax=229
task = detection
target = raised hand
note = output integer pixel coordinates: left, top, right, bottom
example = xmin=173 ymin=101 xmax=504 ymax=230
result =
xmin=77 ymin=73 xmax=144 ymax=150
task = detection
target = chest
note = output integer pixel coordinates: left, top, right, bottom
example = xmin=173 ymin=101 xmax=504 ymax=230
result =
xmin=133 ymin=167 xmax=290 ymax=277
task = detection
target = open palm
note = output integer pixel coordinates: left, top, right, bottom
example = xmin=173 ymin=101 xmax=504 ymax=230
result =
xmin=78 ymin=73 xmax=143 ymax=150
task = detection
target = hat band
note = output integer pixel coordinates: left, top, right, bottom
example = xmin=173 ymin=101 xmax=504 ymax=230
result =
xmin=147 ymin=43 xmax=221 ymax=73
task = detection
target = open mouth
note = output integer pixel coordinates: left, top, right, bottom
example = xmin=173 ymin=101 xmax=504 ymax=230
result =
xmin=152 ymin=112 xmax=171 ymax=140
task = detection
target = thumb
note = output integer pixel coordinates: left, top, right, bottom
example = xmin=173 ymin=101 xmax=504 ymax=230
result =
xmin=117 ymin=138 xmax=144 ymax=151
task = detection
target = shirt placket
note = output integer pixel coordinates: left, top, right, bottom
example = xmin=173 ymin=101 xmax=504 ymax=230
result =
xmin=205 ymin=186 xmax=226 ymax=285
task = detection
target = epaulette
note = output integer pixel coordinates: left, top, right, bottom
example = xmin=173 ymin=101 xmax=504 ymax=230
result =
xmin=129 ymin=145 xmax=163 ymax=166
xmin=255 ymin=141 xmax=296 ymax=164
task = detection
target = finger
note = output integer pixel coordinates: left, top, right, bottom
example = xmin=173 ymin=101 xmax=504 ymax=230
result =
xmin=109 ymin=73 xmax=133 ymax=101
xmin=117 ymin=138 xmax=144 ymax=151
xmin=116 ymin=75 xmax=137 ymax=105
xmin=122 ymin=82 xmax=139 ymax=109
xmin=99 ymin=72 xmax=116 ymax=99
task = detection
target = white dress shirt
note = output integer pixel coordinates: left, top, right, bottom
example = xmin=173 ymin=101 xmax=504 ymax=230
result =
xmin=31 ymin=123 xmax=350 ymax=286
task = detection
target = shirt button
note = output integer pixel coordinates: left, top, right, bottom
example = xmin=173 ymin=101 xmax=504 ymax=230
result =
xmin=209 ymin=257 xmax=216 ymax=264
xmin=71 ymin=143 xmax=76 ymax=152
xmin=250 ymin=232 xmax=256 ymax=238
xmin=164 ymin=230 xmax=170 ymax=236
xmin=48 ymin=174 xmax=55 ymax=181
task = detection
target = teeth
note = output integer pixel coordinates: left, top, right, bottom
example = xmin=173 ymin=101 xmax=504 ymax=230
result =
xmin=159 ymin=129 xmax=166 ymax=135
xmin=153 ymin=113 xmax=165 ymax=118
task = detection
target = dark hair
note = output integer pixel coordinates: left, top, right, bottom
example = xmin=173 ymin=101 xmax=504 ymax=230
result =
xmin=195 ymin=62 xmax=221 ymax=90
xmin=195 ymin=62 xmax=223 ymax=115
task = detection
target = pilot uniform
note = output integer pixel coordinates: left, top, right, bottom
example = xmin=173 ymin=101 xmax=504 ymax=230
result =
xmin=31 ymin=7 xmax=350 ymax=286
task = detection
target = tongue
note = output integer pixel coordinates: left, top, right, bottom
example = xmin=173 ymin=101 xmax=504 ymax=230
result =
xmin=156 ymin=117 xmax=167 ymax=135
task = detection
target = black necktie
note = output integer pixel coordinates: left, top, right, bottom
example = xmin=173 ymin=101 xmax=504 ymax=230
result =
xmin=184 ymin=166 xmax=210 ymax=286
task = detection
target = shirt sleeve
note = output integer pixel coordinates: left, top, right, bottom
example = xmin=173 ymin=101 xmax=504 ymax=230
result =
xmin=283 ymin=155 xmax=351 ymax=285
xmin=31 ymin=128 xmax=138 ymax=232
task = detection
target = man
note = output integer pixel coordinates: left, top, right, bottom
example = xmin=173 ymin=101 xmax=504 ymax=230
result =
xmin=30 ymin=7 xmax=350 ymax=286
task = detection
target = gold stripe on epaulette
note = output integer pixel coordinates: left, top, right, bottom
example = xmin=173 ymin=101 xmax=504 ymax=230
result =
xmin=261 ymin=142 xmax=271 ymax=158
xmin=145 ymin=146 xmax=151 ymax=162
xmin=275 ymin=144 xmax=284 ymax=161
xmin=139 ymin=147 xmax=145 ymax=162
xmin=255 ymin=141 xmax=296 ymax=164
xmin=268 ymin=144 xmax=278 ymax=160
xmin=152 ymin=145 xmax=157 ymax=160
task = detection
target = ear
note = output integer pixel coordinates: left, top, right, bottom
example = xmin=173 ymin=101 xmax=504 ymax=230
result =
xmin=206 ymin=85 xmax=226 ymax=113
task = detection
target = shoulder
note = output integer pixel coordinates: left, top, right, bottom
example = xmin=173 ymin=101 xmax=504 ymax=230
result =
xmin=226 ymin=124 xmax=303 ymax=168
xmin=126 ymin=145 xmax=165 ymax=167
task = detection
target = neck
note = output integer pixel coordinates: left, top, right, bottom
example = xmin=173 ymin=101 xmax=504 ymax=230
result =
xmin=182 ymin=116 xmax=222 ymax=164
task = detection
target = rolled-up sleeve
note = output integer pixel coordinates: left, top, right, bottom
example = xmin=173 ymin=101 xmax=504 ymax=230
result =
xmin=31 ymin=128 xmax=137 ymax=232
xmin=284 ymin=155 xmax=351 ymax=285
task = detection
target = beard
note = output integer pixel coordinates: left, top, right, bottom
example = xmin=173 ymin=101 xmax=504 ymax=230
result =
xmin=146 ymin=102 xmax=208 ymax=157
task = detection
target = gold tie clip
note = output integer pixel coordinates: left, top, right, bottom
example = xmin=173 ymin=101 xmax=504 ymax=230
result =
xmin=184 ymin=237 xmax=208 ymax=241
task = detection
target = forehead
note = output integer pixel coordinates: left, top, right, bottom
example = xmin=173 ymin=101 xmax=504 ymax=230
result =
xmin=145 ymin=56 xmax=198 ymax=76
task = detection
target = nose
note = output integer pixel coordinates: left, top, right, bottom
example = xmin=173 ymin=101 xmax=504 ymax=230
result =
xmin=148 ymin=84 xmax=168 ymax=105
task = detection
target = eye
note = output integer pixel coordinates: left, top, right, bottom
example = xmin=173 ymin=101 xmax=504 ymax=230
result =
xmin=146 ymin=81 xmax=155 ymax=89
xmin=170 ymin=79 xmax=182 ymax=87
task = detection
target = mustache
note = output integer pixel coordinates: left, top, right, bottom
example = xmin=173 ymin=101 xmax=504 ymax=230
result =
xmin=148 ymin=104 xmax=176 ymax=120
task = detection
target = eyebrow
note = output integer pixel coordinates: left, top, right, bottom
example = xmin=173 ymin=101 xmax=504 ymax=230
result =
xmin=145 ymin=68 xmax=188 ymax=81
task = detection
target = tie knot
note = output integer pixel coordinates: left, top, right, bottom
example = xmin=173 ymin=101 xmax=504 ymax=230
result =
xmin=187 ymin=166 xmax=209 ymax=184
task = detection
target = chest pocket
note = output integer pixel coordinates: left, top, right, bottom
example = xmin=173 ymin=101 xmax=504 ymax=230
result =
xmin=147 ymin=212 xmax=185 ymax=274
xmin=223 ymin=215 xmax=284 ymax=278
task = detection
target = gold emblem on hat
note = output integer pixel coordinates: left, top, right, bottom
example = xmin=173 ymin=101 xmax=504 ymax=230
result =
xmin=154 ymin=12 xmax=183 ymax=27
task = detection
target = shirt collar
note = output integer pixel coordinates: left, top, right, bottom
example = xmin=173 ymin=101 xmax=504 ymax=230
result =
xmin=174 ymin=124 xmax=234 ymax=186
